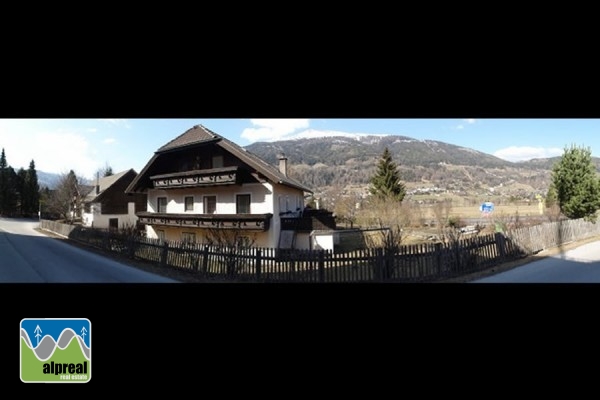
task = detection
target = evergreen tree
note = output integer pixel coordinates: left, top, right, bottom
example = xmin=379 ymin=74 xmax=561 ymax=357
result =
xmin=545 ymin=182 xmax=558 ymax=208
xmin=0 ymin=148 xmax=18 ymax=216
xmin=0 ymin=148 xmax=6 ymax=214
xmin=552 ymin=144 xmax=600 ymax=221
xmin=24 ymin=160 xmax=40 ymax=216
xmin=16 ymin=167 xmax=27 ymax=215
xmin=368 ymin=147 xmax=406 ymax=202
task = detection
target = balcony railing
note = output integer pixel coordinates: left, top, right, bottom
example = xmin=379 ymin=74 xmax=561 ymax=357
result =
xmin=150 ymin=166 xmax=240 ymax=189
xmin=280 ymin=210 xmax=336 ymax=232
xmin=137 ymin=211 xmax=272 ymax=231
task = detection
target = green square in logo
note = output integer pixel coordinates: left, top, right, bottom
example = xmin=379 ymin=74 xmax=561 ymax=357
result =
xmin=20 ymin=318 xmax=91 ymax=383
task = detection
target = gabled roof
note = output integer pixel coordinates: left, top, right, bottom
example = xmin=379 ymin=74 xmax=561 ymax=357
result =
xmin=157 ymin=125 xmax=220 ymax=152
xmin=126 ymin=125 xmax=313 ymax=193
xmin=85 ymin=169 xmax=137 ymax=203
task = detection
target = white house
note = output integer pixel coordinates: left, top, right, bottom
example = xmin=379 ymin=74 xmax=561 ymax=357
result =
xmin=125 ymin=125 xmax=336 ymax=248
xmin=82 ymin=169 xmax=147 ymax=231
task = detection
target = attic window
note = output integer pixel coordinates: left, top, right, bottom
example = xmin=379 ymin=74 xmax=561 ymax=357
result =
xmin=212 ymin=155 xmax=223 ymax=168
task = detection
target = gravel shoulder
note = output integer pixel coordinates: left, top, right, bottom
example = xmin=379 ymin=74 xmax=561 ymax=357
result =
xmin=35 ymin=228 xmax=600 ymax=284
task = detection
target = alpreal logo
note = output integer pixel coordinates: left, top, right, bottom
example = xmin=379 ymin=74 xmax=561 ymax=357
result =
xmin=20 ymin=318 xmax=91 ymax=383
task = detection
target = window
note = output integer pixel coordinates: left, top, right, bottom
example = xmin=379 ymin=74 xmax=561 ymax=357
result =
xmin=109 ymin=218 xmax=118 ymax=232
xmin=157 ymin=197 xmax=167 ymax=213
xmin=184 ymin=196 xmax=194 ymax=212
xmin=236 ymin=194 xmax=251 ymax=214
xmin=181 ymin=232 xmax=196 ymax=244
xmin=156 ymin=229 xmax=166 ymax=242
xmin=212 ymin=155 xmax=223 ymax=168
xmin=203 ymin=196 xmax=216 ymax=214
xmin=236 ymin=235 xmax=252 ymax=248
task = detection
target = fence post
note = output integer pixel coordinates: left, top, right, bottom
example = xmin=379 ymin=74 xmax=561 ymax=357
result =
xmin=382 ymin=248 xmax=393 ymax=281
xmin=453 ymin=242 xmax=461 ymax=273
xmin=318 ymin=250 xmax=325 ymax=282
xmin=127 ymin=236 xmax=136 ymax=259
xmin=494 ymin=232 xmax=506 ymax=261
xmin=201 ymin=246 xmax=209 ymax=275
xmin=256 ymin=249 xmax=262 ymax=282
xmin=435 ymin=243 xmax=443 ymax=276
xmin=374 ymin=248 xmax=384 ymax=282
xmin=102 ymin=230 xmax=109 ymax=250
xmin=160 ymin=242 xmax=169 ymax=267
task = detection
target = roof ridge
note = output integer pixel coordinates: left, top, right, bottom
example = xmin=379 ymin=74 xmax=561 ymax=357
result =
xmin=157 ymin=125 xmax=222 ymax=152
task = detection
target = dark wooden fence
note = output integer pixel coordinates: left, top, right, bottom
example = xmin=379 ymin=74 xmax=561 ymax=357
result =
xmin=39 ymin=218 xmax=600 ymax=282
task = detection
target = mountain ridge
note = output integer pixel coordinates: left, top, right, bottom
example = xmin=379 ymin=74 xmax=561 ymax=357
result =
xmin=244 ymin=135 xmax=600 ymax=199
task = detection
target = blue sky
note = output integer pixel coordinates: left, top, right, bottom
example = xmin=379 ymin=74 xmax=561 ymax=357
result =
xmin=1 ymin=118 xmax=599 ymax=181
xmin=21 ymin=318 xmax=91 ymax=349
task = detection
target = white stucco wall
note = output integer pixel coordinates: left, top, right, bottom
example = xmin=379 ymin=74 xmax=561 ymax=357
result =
xmin=311 ymin=233 xmax=335 ymax=251
xmin=270 ymin=184 xmax=305 ymax=246
xmin=144 ymin=182 xmax=308 ymax=248
xmin=83 ymin=203 xmax=138 ymax=229
xmin=147 ymin=183 xmax=274 ymax=215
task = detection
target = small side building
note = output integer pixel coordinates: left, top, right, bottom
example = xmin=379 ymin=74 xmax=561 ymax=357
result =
xmin=82 ymin=169 xmax=147 ymax=231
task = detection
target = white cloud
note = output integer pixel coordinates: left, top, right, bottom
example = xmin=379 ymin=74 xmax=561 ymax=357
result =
xmin=241 ymin=119 xmax=310 ymax=142
xmin=455 ymin=125 xmax=464 ymax=130
xmin=97 ymin=119 xmax=131 ymax=128
xmin=493 ymin=146 xmax=563 ymax=162
xmin=87 ymin=128 xmax=98 ymax=133
xmin=103 ymin=138 xmax=117 ymax=144
xmin=464 ymin=119 xmax=476 ymax=124
xmin=0 ymin=121 xmax=101 ymax=179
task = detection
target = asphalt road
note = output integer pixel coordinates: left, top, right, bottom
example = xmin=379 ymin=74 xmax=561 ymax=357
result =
xmin=472 ymin=240 xmax=600 ymax=283
xmin=0 ymin=218 xmax=178 ymax=283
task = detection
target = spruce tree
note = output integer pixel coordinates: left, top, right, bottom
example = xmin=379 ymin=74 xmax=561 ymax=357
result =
xmin=369 ymin=147 xmax=406 ymax=202
xmin=545 ymin=182 xmax=558 ymax=208
xmin=16 ymin=167 xmax=26 ymax=215
xmin=552 ymin=144 xmax=600 ymax=221
xmin=0 ymin=148 xmax=6 ymax=214
xmin=0 ymin=148 xmax=18 ymax=216
xmin=25 ymin=160 xmax=40 ymax=215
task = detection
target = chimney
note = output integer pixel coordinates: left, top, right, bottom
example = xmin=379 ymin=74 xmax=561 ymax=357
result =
xmin=278 ymin=153 xmax=288 ymax=177
xmin=96 ymin=172 xmax=100 ymax=195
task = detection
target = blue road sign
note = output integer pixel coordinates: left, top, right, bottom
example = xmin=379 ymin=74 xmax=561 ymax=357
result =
xmin=480 ymin=202 xmax=494 ymax=213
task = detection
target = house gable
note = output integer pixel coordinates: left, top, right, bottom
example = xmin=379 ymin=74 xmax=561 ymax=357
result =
xmin=125 ymin=125 xmax=312 ymax=195
xmin=87 ymin=169 xmax=147 ymax=215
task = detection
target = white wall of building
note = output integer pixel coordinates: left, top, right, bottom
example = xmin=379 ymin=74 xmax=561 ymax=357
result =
xmin=311 ymin=233 xmax=335 ymax=251
xmin=147 ymin=183 xmax=274 ymax=214
xmin=144 ymin=182 xmax=307 ymax=249
xmin=83 ymin=203 xmax=138 ymax=229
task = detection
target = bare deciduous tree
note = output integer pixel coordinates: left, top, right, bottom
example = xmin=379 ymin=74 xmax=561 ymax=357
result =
xmin=204 ymin=228 xmax=257 ymax=277
xmin=46 ymin=170 xmax=89 ymax=224
xmin=358 ymin=196 xmax=411 ymax=250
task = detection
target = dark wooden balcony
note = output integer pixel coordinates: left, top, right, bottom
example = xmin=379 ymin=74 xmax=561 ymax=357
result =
xmin=280 ymin=209 xmax=336 ymax=232
xmin=150 ymin=166 xmax=240 ymax=189
xmin=137 ymin=211 xmax=272 ymax=231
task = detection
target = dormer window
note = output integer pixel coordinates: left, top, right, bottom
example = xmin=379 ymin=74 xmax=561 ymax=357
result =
xmin=212 ymin=155 xmax=223 ymax=168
